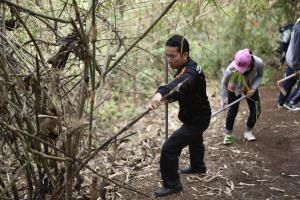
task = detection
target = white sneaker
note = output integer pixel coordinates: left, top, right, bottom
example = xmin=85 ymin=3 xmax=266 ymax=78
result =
xmin=244 ymin=131 xmax=256 ymax=141
xmin=283 ymin=103 xmax=300 ymax=111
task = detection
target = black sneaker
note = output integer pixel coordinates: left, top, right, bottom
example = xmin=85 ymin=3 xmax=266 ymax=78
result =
xmin=154 ymin=185 xmax=183 ymax=197
xmin=179 ymin=166 xmax=206 ymax=175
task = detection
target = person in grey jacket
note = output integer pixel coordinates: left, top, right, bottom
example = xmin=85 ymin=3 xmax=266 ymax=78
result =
xmin=283 ymin=17 xmax=300 ymax=111
xmin=220 ymin=49 xmax=264 ymax=145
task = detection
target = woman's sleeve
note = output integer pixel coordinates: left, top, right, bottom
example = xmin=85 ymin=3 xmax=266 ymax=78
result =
xmin=220 ymin=69 xmax=231 ymax=103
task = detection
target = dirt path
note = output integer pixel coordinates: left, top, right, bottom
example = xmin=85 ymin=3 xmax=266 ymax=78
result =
xmin=120 ymin=84 xmax=300 ymax=200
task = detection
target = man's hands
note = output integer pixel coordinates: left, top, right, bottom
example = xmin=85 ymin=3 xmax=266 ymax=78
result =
xmin=296 ymin=69 xmax=300 ymax=76
xmin=148 ymin=93 xmax=163 ymax=110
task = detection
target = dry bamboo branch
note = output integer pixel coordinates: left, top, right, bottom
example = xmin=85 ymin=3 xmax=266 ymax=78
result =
xmin=2 ymin=0 xmax=71 ymax=23
xmin=66 ymin=132 xmax=73 ymax=200
xmin=0 ymin=161 xmax=29 ymax=197
xmin=88 ymin=0 xmax=97 ymax=151
xmin=0 ymin=175 xmax=11 ymax=198
xmin=29 ymin=148 xmax=72 ymax=161
xmin=0 ymin=121 xmax=150 ymax=198
xmin=104 ymin=0 xmax=178 ymax=77
xmin=75 ymin=78 xmax=189 ymax=177
xmin=12 ymin=7 xmax=45 ymax=65
xmin=90 ymin=176 xmax=98 ymax=200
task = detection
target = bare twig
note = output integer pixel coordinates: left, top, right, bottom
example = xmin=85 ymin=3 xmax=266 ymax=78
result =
xmin=2 ymin=0 xmax=71 ymax=23
xmin=0 ymin=162 xmax=29 ymax=197
xmin=12 ymin=7 xmax=45 ymax=65
xmin=104 ymin=0 xmax=178 ymax=77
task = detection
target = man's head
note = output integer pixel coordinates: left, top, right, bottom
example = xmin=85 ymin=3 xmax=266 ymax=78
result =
xmin=165 ymin=34 xmax=189 ymax=69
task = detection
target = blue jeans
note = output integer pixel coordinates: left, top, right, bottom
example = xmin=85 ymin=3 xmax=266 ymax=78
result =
xmin=278 ymin=66 xmax=299 ymax=105
xmin=286 ymin=79 xmax=300 ymax=106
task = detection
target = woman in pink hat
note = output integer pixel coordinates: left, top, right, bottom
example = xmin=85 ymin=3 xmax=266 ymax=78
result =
xmin=220 ymin=49 xmax=264 ymax=145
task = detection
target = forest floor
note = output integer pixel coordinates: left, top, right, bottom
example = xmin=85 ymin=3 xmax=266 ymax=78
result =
xmin=117 ymin=76 xmax=300 ymax=200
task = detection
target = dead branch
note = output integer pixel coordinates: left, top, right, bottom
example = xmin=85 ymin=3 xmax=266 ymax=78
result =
xmin=1 ymin=0 xmax=71 ymax=23
xmin=12 ymin=7 xmax=45 ymax=65
xmin=104 ymin=0 xmax=178 ymax=77
xmin=0 ymin=161 xmax=29 ymax=197
xmin=0 ymin=121 xmax=150 ymax=198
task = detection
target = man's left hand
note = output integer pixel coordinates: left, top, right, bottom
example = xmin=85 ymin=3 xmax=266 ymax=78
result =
xmin=148 ymin=93 xmax=162 ymax=110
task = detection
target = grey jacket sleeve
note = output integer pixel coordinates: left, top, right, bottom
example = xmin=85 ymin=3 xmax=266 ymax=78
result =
xmin=291 ymin=28 xmax=300 ymax=71
xmin=251 ymin=57 xmax=264 ymax=90
xmin=220 ymin=68 xmax=231 ymax=103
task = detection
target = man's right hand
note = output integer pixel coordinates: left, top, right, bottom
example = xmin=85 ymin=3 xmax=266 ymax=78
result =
xmin=296 ymin=69 xmax=300 ymax=76
xmin=148 ymin=93 xmax=163 ymax=110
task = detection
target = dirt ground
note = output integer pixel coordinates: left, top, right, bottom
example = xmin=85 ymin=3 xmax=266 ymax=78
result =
xmin=118 ymin=83 xmax=300 ymax=200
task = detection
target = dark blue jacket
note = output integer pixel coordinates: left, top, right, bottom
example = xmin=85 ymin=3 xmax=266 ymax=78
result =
xmin=286 ymin=22 xmax=300 ymax=71
xmin=157 ymin=58 xmax=211 ymax=128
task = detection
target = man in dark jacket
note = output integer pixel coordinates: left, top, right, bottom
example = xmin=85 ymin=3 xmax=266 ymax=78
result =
xmin=148 ymin=34 xmax=211 ymax=197
xmin=283 ymin=18 xmax=300 ymax=111
xmin=277 ymin=23 xmax=297 ymax=108
xmin=278 ymin=23 xmax=293 ymax=64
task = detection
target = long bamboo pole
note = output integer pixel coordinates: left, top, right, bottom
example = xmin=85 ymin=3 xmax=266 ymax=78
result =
xmin=104 ymin=0 xmax=178 ymax=77
xmin=211 ymin=96 xmax=247 ymax=117
xmin=88 ymin=0 xmax=97 ymax=152
xmin=165 ymin=57 xmax=169 ymax=139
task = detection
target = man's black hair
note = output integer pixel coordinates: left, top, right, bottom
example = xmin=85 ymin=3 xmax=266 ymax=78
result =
xmin=166 ymin=34 xmax=189 ymax=54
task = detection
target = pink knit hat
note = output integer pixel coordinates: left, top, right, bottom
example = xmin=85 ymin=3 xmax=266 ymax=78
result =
xmin=231 ymin=48 xmax=252 ymax=74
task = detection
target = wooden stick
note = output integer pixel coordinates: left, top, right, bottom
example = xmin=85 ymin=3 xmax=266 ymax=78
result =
xmin=211 ymin=96 xmax=247 ymax=117
xmin=165 ymin=57 xmax=169 ymax=140
xmin=277 ymin=72 xmax=297 ymax=95
xmin=90 ymin=176 xmax=99 ymax=200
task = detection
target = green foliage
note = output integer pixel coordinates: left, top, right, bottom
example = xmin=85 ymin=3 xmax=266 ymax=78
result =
xmin=261 ymin=66 xmax=275 ymax=86
xmin=229 ymin=72 xmax=247 ymax=88
xmin=194 ymin=1 xmax=282 ymax=77
xmin=98 ymin=98 xmax=138 ymax=129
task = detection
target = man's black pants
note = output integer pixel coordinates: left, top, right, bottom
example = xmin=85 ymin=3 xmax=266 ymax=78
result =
xmin=160 ymin=120 xmax=210 ymax=188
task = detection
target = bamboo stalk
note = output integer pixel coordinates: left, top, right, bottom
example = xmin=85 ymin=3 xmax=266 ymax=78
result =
xmin=75 ymin=78 xmax=189 ymax=177
xmin=211 ymin=96 xmax=247 ymax=117
xmin=12 ymin=7 xmax=45 ymax=65
xmin=165 ymin=56 xmax=169 ymax=140
xmin=0 ymin=162 xmax=29 ymax=197
xmin=66 ymin=132 xmax=73 ymax=200
xmin=29 ymin=148 xmax=72 ymax=161
xmin=104 ymin=0 xmax=178 ymax=77
xmin=0 ymin=121 xmax=150 ymax=198
xmin=0 ymin=175 xmax=11 ymax=198
xmin=90 ymin=176 xmax=98 ymax=200
xmin=89 ymin=0 xmax=97 ymax=151
xmin=2 ymin=0 xmax=71 ymax=23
